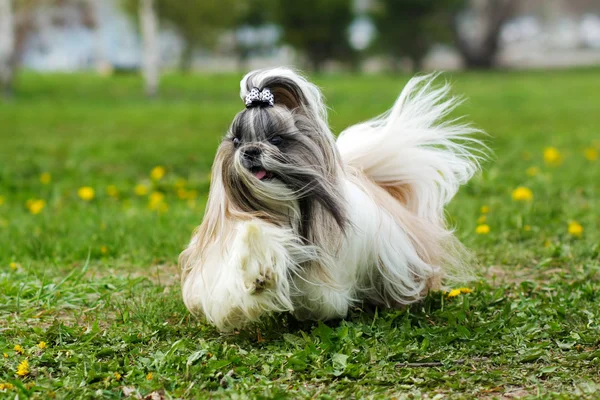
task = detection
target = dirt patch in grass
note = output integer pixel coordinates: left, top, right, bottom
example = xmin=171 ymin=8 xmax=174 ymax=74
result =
xmin=82 ymin=262 xmax=181 ymax=288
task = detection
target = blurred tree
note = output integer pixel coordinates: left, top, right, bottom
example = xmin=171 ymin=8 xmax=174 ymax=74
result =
xmin=452 ymin=0 xmax=517 ymax=69
xmin=124 ymin=0 xmax=241 ymax=72
xmin=0 ymin=0 xmax=14 ymax=98
xmin=1 ymin=0 xmax=94 ymax=97
xmin=0 ymin=0 xmax=37 ymax=98
xmin=156 ymin=0 xmax=241 ymax=71
xmin=87 ymin=0 xmax=110 ymax=75
xmin=274 ymin=0 xmax=355 ymax=72
xmin=235 ymin=0 xmax=272 ymax=28
xmin=233 ymin=0 xmax=274 ymax=69
xmin=139 ymin=0 xmax=158 ymax=96
xmin=370 ymin=0 xmax=461 ymax=72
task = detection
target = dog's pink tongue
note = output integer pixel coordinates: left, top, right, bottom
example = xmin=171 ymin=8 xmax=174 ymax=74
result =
xmin=254 ymin=170 xmax=267 ymax=180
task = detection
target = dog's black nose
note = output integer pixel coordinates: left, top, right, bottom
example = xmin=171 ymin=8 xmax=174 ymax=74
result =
xmin=242 ymin=147 xmax=261 ymax=160
xmin=241 ymin=147 xmax=262 ymax=169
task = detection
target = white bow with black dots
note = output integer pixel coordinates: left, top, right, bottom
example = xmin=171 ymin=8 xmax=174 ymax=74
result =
xmin=245 ymin=87 xmax=275 ymax=108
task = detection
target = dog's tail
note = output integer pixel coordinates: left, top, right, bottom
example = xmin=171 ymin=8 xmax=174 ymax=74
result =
xmin=336 ymin=74 xmax=486 ymax=284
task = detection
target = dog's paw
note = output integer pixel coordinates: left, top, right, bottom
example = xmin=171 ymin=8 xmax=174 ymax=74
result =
xmin=238 ymin=222 xmax=278 ymax=294
xmin=240 ymin=256 xmax=276 ymax=295
xmin=247 ymin=270 xmax=273 ymax=294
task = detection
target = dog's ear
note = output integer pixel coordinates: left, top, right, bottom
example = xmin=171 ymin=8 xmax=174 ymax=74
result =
xmin=268 ymin=80 xmax=304 ymax=111
xmin=240 ymin=68 xmax=328 ymax=123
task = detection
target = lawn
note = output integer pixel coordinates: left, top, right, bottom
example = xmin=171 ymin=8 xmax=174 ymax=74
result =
xmin=0 ymin=68 xmax=599 ymax=399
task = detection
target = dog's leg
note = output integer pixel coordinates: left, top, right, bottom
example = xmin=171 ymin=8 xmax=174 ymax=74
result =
xmin=291 ymin=263 xmax=356 ymax=322
xmin=237 ymin=221 xmax=278 ymax=294
xmin=181 ymin=219 xmax=298 ymax=331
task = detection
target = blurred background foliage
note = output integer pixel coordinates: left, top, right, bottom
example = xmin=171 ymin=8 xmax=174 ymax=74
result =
xmin=369 ymin=0 xmax=464 ymax=72
xmin=2 ymin=0 xmax=600 ymax=97
xmin=123 ymin=0 xmax=243 ymax=71
xmin=273 ymin=0 xmax=357 ymax=72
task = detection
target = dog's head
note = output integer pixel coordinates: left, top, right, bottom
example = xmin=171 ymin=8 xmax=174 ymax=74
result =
xmin=211 ymin=68 xmax=347 ymax=237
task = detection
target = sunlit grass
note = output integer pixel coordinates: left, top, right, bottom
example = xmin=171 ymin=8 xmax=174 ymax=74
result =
xmin=1 ymin=68 xmax=599 ymax=399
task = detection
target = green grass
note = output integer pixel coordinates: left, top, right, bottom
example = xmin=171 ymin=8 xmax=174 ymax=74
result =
xmin=1 ymin=69 xmax=599 ymax=399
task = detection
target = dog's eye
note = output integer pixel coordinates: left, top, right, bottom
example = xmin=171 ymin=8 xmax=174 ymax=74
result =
xmin=232 ymin=137 xmax=240 ymax=147
xmin=269 ymin=136 xmax=283 ymax=146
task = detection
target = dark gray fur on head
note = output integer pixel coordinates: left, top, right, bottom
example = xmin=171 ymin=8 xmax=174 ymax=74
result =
xmin=217 ymin=77 xmax=347 ymax=248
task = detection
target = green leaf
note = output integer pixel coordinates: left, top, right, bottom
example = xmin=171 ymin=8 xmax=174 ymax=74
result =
xmin=540 ymin=366 xmax=558 ymax=374
xmin=283 ymin=333 xmax=305 ymax=348
xmin=332 ymin=353 xmax=349 ymax=376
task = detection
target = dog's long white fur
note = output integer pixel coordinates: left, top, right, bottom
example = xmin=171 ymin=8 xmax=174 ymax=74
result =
xmin=337 ymin=74 xmax=484 ymax=226
xmin=180 ymin=69 xmax=483 ymax=331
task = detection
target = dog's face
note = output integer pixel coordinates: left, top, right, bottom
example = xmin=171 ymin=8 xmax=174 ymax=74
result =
xmin=212 ymin=80 xmax=346 ymax=238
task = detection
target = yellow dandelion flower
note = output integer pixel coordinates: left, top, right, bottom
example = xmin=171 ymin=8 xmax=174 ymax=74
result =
xmin=524 ymin=225 xmax=531 ymax=231
xmin=146 ymin=372 xmax=153 ymax=380
xmin=3 ymin=352 xmax=8 ymax=358
xmin=447 ymin=288 xmax=472 ymax=298
xmin=26 ymin=199 xmax=46 ymax=215
xmin=77 ymin=186 xmax=95 ymax=201
xmin=114 ymin=372 xmax=121 ymax=381
xmin=568 ymin=221 xmax=583 ymax=237
xmin=480 ymin=205 xmax=489 ymax=214
xmin=543 ymin=147 xmax=562 ymax=166
xmin=174 ymin=178 xmax=187 ymax=189
xmin=526 ymin=166 xmax=539 ymax=177
xmin=148 ymin=192 xmax=168 ymax=213
xmin=0 ymin=383 xmax=15 ymax=391
xmin=544 ymin=239 xmax=552 ymax=248
xmin=475 ymin=224 xmax=490 ymax=234
xmin=177 ymin=188 xmax=198 ymax=200
xmin=13 ymin=345 xmax=24 ymax=355
xmin=134 ymin=184 xmax=149 ymax=196
xmin=150 ymin=166 xmax=166 ymax=181
xmin=584 ymin=147 xmax=598 ymax=161
xmin=10 ymin=262 xmax=18 ymax=270
xmin=100 ymin=246 xmax=108 ymax=255
xmin=40 ymin=172 xmax=52 ymax=185
xmin=177 ymin=188 xmax=188 ymax=200
xmin=512 ymin=186 xmax=533 ymax=202
xmin=106 ymin=185 xmax=119 ymax=198
xmin=37 ymin=341 xmax=47 ymax=350
xmin=149 ymin=191 xmax=164 ymax=204
xmin=0 ymin=195 xmax=4 ymax=206
xmin=16 ymin=359 xmax=29 ymax=376
xmin=477 ymin=215 xmax=486 ymax=224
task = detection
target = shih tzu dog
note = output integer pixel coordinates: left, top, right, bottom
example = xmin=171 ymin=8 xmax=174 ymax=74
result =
xmin=180 ymin=68 xmax=483 ymax=331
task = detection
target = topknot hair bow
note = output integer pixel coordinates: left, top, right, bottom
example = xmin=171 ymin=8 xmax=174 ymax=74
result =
xmin=245 ymin=87 xmax=275 ymax=108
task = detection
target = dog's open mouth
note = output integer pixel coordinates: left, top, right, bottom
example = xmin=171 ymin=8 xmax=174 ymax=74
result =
xmin=251 ymin=167 xmax=273 ymax=181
